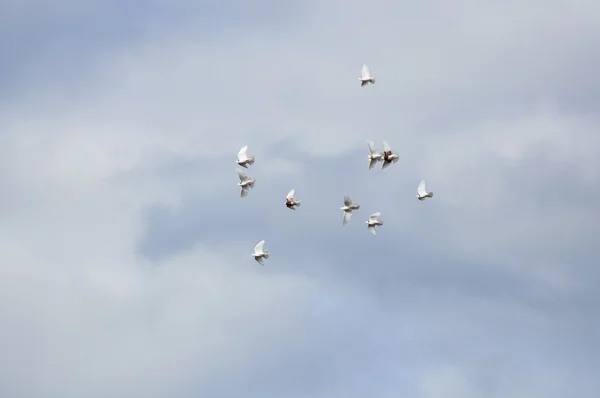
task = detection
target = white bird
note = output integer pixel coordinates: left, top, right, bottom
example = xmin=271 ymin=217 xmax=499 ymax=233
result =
xmin=237 ymin=169 xmax=256 ymax=198
xmin=359 ymin=64 xmax=376 ymax=87
xmin=417 ymin=180 xmax=434 ymax=201
xmin=252 ymin=240 xmax=269 ymax=265
xmin=365 ymin=212 xmax=383 ymax=235
xmin=285 ymin=189 xmax=302 ymax=210
xmin=341 ymin=196 xmax=360 ymax=225
xmin=367 ymin=140 xmax=384 ymax=170
xmin=381 ymin=141 xmax=399 ymax=169
xmin=235 ymin=145 xmax=255 ymax=168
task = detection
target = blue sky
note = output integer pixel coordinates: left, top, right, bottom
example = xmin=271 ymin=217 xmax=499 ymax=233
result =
xmin=1 ymin=1 xmax=599 ymax=397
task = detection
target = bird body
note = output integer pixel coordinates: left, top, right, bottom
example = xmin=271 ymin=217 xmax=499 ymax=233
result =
xmin=381 ymin=141 xmax=399 ymax=169
xmin=359 ymin=64 xmax=376 ymax=86
xmin=417 ymin=180 xmax=434 ymax=200
xmin=237 ymin=170 xmax=256 ymax=197
xmin=236 ymin=145 xmax=255 ymax=168
xmin=341 ymin=196 xmax=360 ymax=225
xmin=285 ymin=189 xmax=302 ymax=210
xmin=365 ymin=212 xmax=383 ymax=235
xmin=252 ymin=240 xmax=269 ymax=265
xmin=367 ymin=140 xmax=384 ymax=170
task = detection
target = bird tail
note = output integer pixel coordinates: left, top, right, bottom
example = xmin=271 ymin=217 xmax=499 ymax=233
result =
xmin=428 ymin=192 xmax=433 ymax=198
xmin=295 ymin=200 xmax=301 ymax=207
xmin=247 ymin=156 xmax=255 ymax=165
xmin=263 ymin=251 xmax=269 ymax=259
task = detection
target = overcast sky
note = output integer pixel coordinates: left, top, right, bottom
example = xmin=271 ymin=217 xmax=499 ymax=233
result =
xmin=1 ymin=1 xmax=599 ymax=397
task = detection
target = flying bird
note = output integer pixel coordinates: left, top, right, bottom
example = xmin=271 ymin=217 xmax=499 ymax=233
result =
xmin=237 ymin=169 xmax=256 ymax=198
xmin=285 ymin=189 xmax=302 ymax=210
xmin=381 ymin=141 xmax=399 ymax=169
xmin=341 ymin=196 xmax=360 ymax=225
xmin=235 ymin=145 xmax=255 ymax=168
xmin=252 ymin=240 xmax=269 ymax=265
xmin=417 ymin=180 xmax=434 ymax=201
xmin=365 ymin=212 xmax=383 ymax=235
xmin=367 ymin=140 xmax=384 ymax=170
xmin=359 ymin=64 xmax=376 ymax=87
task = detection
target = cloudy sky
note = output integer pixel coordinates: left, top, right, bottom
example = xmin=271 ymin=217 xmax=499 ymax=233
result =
xmin=1 ymin=1 xmax=599 ymax=397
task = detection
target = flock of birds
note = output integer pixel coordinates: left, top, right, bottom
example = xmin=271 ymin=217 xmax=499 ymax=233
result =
xmin=237 ymin=64 xmax=434 ymax=265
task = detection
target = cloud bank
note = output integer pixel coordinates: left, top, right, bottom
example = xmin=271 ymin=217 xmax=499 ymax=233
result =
xmin=1 ymin=1 xmax=598 ymax=397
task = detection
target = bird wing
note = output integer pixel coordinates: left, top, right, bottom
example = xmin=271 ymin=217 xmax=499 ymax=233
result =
xmin=369 ymin=158 xmax=378 ymax=170
xmin=383 ymin=140 xmax=392 ymax=152
xmin=238 ymin=145 xmax=248 ymax=160
xmin=370 ymin=212 xmax=381 ymax=221
xmin=367 ymin=140 xmax=376 ymax=154
xmin=382 ymin=160 xmax=391 ymax=169
xmin=343 ymin=211 xmax=352 ymax=225
xmin=417 ymin=180 xmax=427 ymax=196
xmin=368 ymin=225 xmax=376 ymax=235
xmin=361 ymin=64 xmax=370 ymax=78
xmin=240 ymin=187 xmax=249 ymax=198
xmin=286 ymin=189 xmax=295 ymax=200
xmin=361 ymin=80 xmax=368 ymax=87
xmin=254 ymin=240 xmax=265 ymax=254
xmin=255 ymin=257 xmax=264 ymax=265
xmin=237 ymin=170 xmax=248 ymax=182
xmin=344 ymin=196 xmax=352 ymax=206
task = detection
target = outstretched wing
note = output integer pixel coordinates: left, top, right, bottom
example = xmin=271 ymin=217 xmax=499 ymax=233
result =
xmin=344 ymin=196 xmax=352 ymax=206
xmin=286 ymin=189 xmax=295 ymax=200
xmin=238 ymin=145 xmax=248 ymax=160
xmin=368 ymin=225 xmax=376 ymax=235
xmin=369 ymin=212 xmax=381 ymax=221
xmin=369 ymin=158 xmax=378 ymax=170
xmin=382 ymin=160 xmax=391 ymax=170
xmin=361 ymin=64 xmax=370 ymax=78
xmin=367 ymin=140 xmax=376 ymax=154
xmin=383 ymin=140 xmax=391 ymax=152
xmin=343 ymin=211 xmax=352 ymax=225
xmin=237 ymin=170 xmax=248 ymax=182
xmin=255 ymin=257 xmax=264 ymax=265
xmin=417 ymin=180 xmax=427 ymax=196
xmin=254 ymin=240 xmax=265 ymax=254
xmin=240 ymin=187 xmax=249 ymax=198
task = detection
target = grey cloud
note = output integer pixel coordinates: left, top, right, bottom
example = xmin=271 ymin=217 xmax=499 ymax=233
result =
xmin=1 ymin=0 xmax=599 ymax=397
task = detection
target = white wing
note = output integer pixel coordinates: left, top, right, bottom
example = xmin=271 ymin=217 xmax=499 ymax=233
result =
xmin=240 ymin=187 xmax=249 ymax=198
xmin=286 ymin=189 xmax=295 ymax=200
xmin=343 ymin=211 xmax=352 ymax=225
xmin=417 ymin=180 xmax=427 ymax=196
xmin=344 ymin=196 xmax=352 ymax=206
xmin=238 ymin=145 xmax=248 ymax=160
xmin=382 ymin=160 xmax=391 ymax=169
xmin=367 ymin=140 xmax=376 ymax=154
xmin=361 ymin=64 xmax=370 ymax=78
xmin=369 ymin=158 xmax=378 ymax=170
xmin=237 ymin=170 xmax=248 ymax=182
xmin=383 ymin=141 xmax=391 ymax=152
xmin=369 ymin=212 xmax=381 ymax=221
xmin=368 ymin=225 xmax=376 ymax=235
xmin=254 ymin=240 xmax=265 ymax=254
